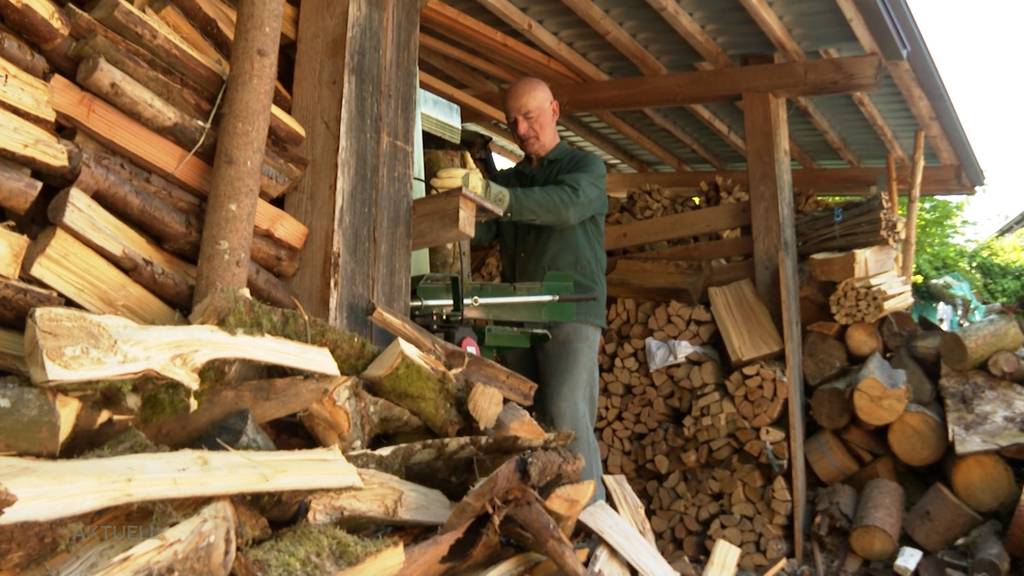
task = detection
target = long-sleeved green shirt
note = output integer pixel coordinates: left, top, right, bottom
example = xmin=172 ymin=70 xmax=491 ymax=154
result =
xmin=475 ymin=140 xmax=608 ymax=328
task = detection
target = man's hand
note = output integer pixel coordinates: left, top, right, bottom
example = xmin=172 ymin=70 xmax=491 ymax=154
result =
xmin=429 ymin=168 xmax=510 ymax=213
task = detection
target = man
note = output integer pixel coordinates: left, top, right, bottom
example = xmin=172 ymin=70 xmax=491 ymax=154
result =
xmin=434 ymin=77 xmax=608 ymax=500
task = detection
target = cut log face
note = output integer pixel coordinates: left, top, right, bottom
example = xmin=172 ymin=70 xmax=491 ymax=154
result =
xmin=24 ymin=306 xmax=340 ymax=389
xmin=940 ymin=315 xmax=1024 ymax=371
xmin=544 ymin=480 xmax=596 ymax=536
xmin=361 ymin=337 xmax=464 ymax=436
xmin=852 ymin=352 xmax=908 ymax=426
xmin=849 ymin=478 xmax=904 ymax=562
xmin=886 ymin=403 xmax=947 ymax=467
xmin=0 ymin=446 xmax=361 ymax=524
xmin=988 ymin=350 xmax=1024 ymax=382
xmin=949 ymin=452 xmax=1017 ymax=514
xmin=844 ymin=322 xmax=882 ymax=359
xmin=904 ymin=482 xmax=983 ymax=553
xmin=493 ymin=402 xmax=547 ymax=440
xmin=468 ymin=382 xmax=504 ymax=431
xmin=810 ymin=373 xmax=855 ymax=430
xmin=806 ymin=429 xmax=860 ymax=485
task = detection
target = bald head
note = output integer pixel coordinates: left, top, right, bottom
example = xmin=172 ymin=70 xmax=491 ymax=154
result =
xmin=504 ymin=77 xmax=561 ymax=162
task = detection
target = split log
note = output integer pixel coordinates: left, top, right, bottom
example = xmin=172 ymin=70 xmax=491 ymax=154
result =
xmin=604 ymin=474 xmax=657 ymax=546
xmin=950 ymin=452 xmax=1017 ymax=513
xmin=891 ymin=346 xmax=935 ymax=404
xmin=987 ymin=350 xmax=1024 ymax=382
xmin=802 ymin=331 xmax=848 ymax=386
xmin=25 ymin=306 xmax=340 ymax=389
xmin=0 ymin=226 xmax=28 ymax=280
xmin=0 ymin=276 xmax=62 ymax=329
xmin=76 ymin=54 xmax=211 ymax=157
xmin=150 ymin=1 xmax=228 ymax=70
xmin=852 ymin=352 xmax=908 ymax=426
xmin=940 ymin=315 xmax=1024 ymax=371
xmin=468 ymin=382 xmax=504 ymax=430
xmin=849 ymin=478 xmax=904 ymax=561
xmin=23 ymin=227 xmax=182 ymax=325
xmin=0 ymin=27 xmax=49 ymax=78
xmin=1005 ymin=486 xmax=1024 ymax=558
xmin=702 ymin=539 xmax=740 ymax=576
xmin=0 ymin=446 xmax=361 ymax=524
xmin=0 ymin=0 xmax=76 ymax=74
xmin=544 ymin=480 xmax=596 ymax=536
xmin=299 ymin=379 xmax=425 ymax=451
xmin=401 ymin=515 xmax=501 ymax=576
xmin=879 ymin=311 xmax=920 ymax=352
xmin=143 ymin=375 xmax=350 ymax=447
xmin=0 ymin=327 xmax=26 ymax=374
xmin=887 ymin=403 xmax=947 ymax=466
xmin=0 ymin=54 xmax=55 ymax=125
xmin=806 ymin=430 xmax=860 ymax=485
xmin=839 ymin=423 xmax=889 ymax=457
xmin=505 ymin=494 xmax=586 ymax=576
xmin=0 ymin=157 xmax=42 ymax=215
xmin=0 ymin=385 xmax=80 ymax=456
xmin=909 ymin=330 xmax=943 ymax=367
xmin=845 ymin=322 xmax=882 ymax=358
xmin=810 ymin=373 xmax=855 ymax=430
xmin=939 ymin=369 xmax=1024 ymax=455
xmin=829 ymin=270 xmax=913 ymax=325
xmin=967 ymin=521 xmax=1010 ymax=576
xmin=904 ymin=482 xmax=983 ymax=553
xmin=370 ymin=303 xmax=537 ymax=405
xmin=0 ymin=105 xmax=68 ymax=174
xmin=707 ymin=278 xmax=783 ymax=365
xmin=361 ymin=337 xmax=464 ymax=436
xmin=493 ymin=402 xmax=547 ymax=440
xmin=306 ymin=468 xmax=453 ymax=526
xmin=808 ymin=245 xmax=897 ymax=283
xmin=49 ymin=187 xmax=195 ymax=309
xmin=579 ymin=501 xmax=678 ymax=576
xmin=89 ymin=499 xmax=236 ymax=576
xmin=587 ymin=546 xmax=631 ymax=576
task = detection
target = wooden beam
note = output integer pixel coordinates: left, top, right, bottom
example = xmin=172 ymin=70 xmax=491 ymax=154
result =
xmin=834 ymin=0 xmax=958 ymax=165
xmin=559 ymin=115 xmax=648 ymax=172
xmin=643 ymin=108 xmax=722 ymax=169
xmin=602 ymin=111 xmax=689 ymax=170
xmin=902 ymin=130 xmax=926 ymax=280
xmin=419 ymin=33 xmax=517 ymax=83
xmin=644 ymin=0 xmax=730 ymax=69
xmin=604 ymin=165 xmax=969 ymax=197
xmin=743 ymin=91 xmax=806 ymax=562
xmin=511 ymin=56 xmax=883 ymax=112
xmin=419 ymin=50 xmax=499 ymax=94
xmin=605 ymin=202 xmax=750 ymax=251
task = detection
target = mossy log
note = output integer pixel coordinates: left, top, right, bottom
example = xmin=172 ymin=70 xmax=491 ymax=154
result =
xmin=236 ymin=524 xmax=399 ymax=576
xmin=361 ymin=338 xmax=464 ymax=437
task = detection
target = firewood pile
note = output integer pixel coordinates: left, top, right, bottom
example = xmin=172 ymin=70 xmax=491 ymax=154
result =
xmin=801 ymin=281 xmax=1024 ymax=574
xmin=796 ymin=193 xmax=903 ymax=256
xmin=598 ymin=296 xmax=795 ymax=573
xmin=0 ymin=292 xmax=696 ymax=575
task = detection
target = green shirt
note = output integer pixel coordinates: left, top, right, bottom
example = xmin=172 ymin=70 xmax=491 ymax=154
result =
xmin=476 ymin=140 xmax=608 ymax=328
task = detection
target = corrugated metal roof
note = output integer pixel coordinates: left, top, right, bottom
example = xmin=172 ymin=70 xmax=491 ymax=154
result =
xmin=436 ymin=0 xmax=980 ymax=187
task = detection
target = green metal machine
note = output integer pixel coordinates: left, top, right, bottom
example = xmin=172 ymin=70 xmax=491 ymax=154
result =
xmin=409 ymin=271 xmax=594 ymax=357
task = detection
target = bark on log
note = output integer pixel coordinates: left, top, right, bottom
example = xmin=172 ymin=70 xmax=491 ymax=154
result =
xmin=852 ymin=352 xmax=909 ymax=426
xmin=845 ymin=321 xmax=882 ymax=358
xmin=940 ymin=315 xmax=1024 ymax=371
xmin=192 ymin=0 xmax=282 ymax=304
xmin=802 ymin=331 xmax=848 ymax=387
xmin=891 ymin=346 xmax=935 ymax=404
xmin=886 ymin=402 xmax=947 ymax=467
xmin=0 ymin=0 xmax=76 ymax=74
xmin=968 ymin=520 xmax=1010 ymax=576
xmin=299 ymin=377 xmax=425 ymax=450
xmin=987 ymin=350 xmax=1024 ymax=382
xmin=904 ymin=482 xmax=983 ymax=553
xmin=506 ymin=495 xmax=586 ymax=576
xmin=0 ymin=276 xmax=63 ymax=329
xmin=0 ymin=157 xmax=42 ymax=216
xmin=810 ymin=372 xmax=855 ymax=430
xmin=806 ymin=429 xmax=860 ymax=485
xmin=879 ymin=311 xmax=919 ymax=352
xmin=0 ymin=27 xmax=49 ymax=78
xmin=950 ymin=452 xmax=1017 ymax=513
xmin=0 ymin=386 xmax=80 ymax=456
xmin=1005 ymin=485 xmax=1024 ymax=558
xmin=0 ymin=51 xmax=55 ymax=126
xmin=849 ymin=478 xmax=904 ymax=561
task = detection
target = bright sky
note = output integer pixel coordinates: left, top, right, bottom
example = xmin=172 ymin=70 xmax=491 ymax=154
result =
xmin=906 ymin=0 xmax=1024 ymax=240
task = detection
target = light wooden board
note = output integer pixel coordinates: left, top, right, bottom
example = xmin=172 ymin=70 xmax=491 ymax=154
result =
xmin=707 ymin=278 xmax=784 ymax=365
xmin=579 ymin=501 xmax=678 ymax=576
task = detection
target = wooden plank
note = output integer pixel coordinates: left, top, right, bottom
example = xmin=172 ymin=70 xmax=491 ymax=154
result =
xmin=505 ymin=56 xmax=883 ymax=112
xmin=49 ymin=74 xmax=308 ymax=251
xmin=604 ymin=475 xmax=657 ymax=546
xmin=702 ymin=540 xmax=740 ymax=576
xmin=707 ymin=278 xmax=784 ymax=365
xmin=604 ymin=202 xmax=750 ymax=251
xmin=743 ymin=91 xmax=805 ymax=561
xmin=411 ymin=191 xmax=476 ymax=251
xmin=0 ymin=446 xmax=361 ymax=525
xmin=578 ymin=501 xmax=678 ymax=576
xmin=620 ymin=236 xmax=753 ymax=262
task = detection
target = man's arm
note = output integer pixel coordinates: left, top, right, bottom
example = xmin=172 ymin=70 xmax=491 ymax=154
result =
xmin=503 ymin=157 xmax=606 ymax=228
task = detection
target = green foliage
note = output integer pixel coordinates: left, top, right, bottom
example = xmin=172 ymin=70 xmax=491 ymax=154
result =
xmin=908 ymin=197 xmax=1024 ymax=305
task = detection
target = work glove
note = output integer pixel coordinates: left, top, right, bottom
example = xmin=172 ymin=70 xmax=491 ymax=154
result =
xmin=429 ymin=168 xmax=511 ymax=213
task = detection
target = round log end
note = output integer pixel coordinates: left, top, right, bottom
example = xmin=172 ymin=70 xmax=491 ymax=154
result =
xmin=939 ymin=332 xmax=970 ymax=371
xmin=853 ymin=378 xmax=909 ymax=426
xmin=951 ymin=453 xmax=1017 ymax=513
xmin=887 ymin=405 xmax=948 ymax=467
xmin=850 ymin=524 xmax=899 ymax=562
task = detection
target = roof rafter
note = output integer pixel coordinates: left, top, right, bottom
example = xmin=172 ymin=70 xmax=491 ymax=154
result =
xmin=737 ymin=0 xmax=860 ymax=167
xmin=419 ymin=33 xmax=518 ymax=84
xmin=834 ymin=0 xmax=958 ymax=165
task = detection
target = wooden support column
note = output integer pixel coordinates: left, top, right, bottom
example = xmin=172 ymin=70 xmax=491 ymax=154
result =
xmin=743 ymin=91 xmax=807 ymax=562
xmin=193 ymin=0 xmax=284 ymax=305
xmin=287 ymin=0 xmax=418 ymax=337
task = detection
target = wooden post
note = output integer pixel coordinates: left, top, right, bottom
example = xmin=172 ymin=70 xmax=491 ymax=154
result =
xmin=742 ymin=91 xmax=806 ymax=561
xmin=286 ymin=0 xmax=417 ymax=337
xmin=887 ymin=154 xmax=899 ymax=217
xmin=193 ymin=0 xmax=284 ymax=305
xmin=901 ymin=130 xmax=925 ymax=280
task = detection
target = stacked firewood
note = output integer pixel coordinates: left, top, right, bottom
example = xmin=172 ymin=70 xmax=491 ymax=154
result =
xmin=599 ymin=297 xmax=793 ymax=571
xmin=0 ymin=292 xmax=694 ymax=575
xmin=828 ymin=270 xmax=914 ymax=325
xmin=796 ymin=193 xmax=903 ymax=256
xmin=0 ymin=0 xmax=308 ymax=331
xmin=801 ymin=297 xmax=1024 ymax=574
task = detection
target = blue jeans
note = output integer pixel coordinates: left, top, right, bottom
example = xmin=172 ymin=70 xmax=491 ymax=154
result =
xmin=503 ymin=322 xmax=606 ymax=502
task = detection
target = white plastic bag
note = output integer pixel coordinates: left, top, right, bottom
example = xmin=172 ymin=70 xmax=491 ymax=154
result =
xmin=644 ymin=336 xmax=704 ymax=372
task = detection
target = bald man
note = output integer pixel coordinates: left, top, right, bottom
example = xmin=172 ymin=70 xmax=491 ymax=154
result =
xmin=474 ymin=77 xmax=608 ymax=501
